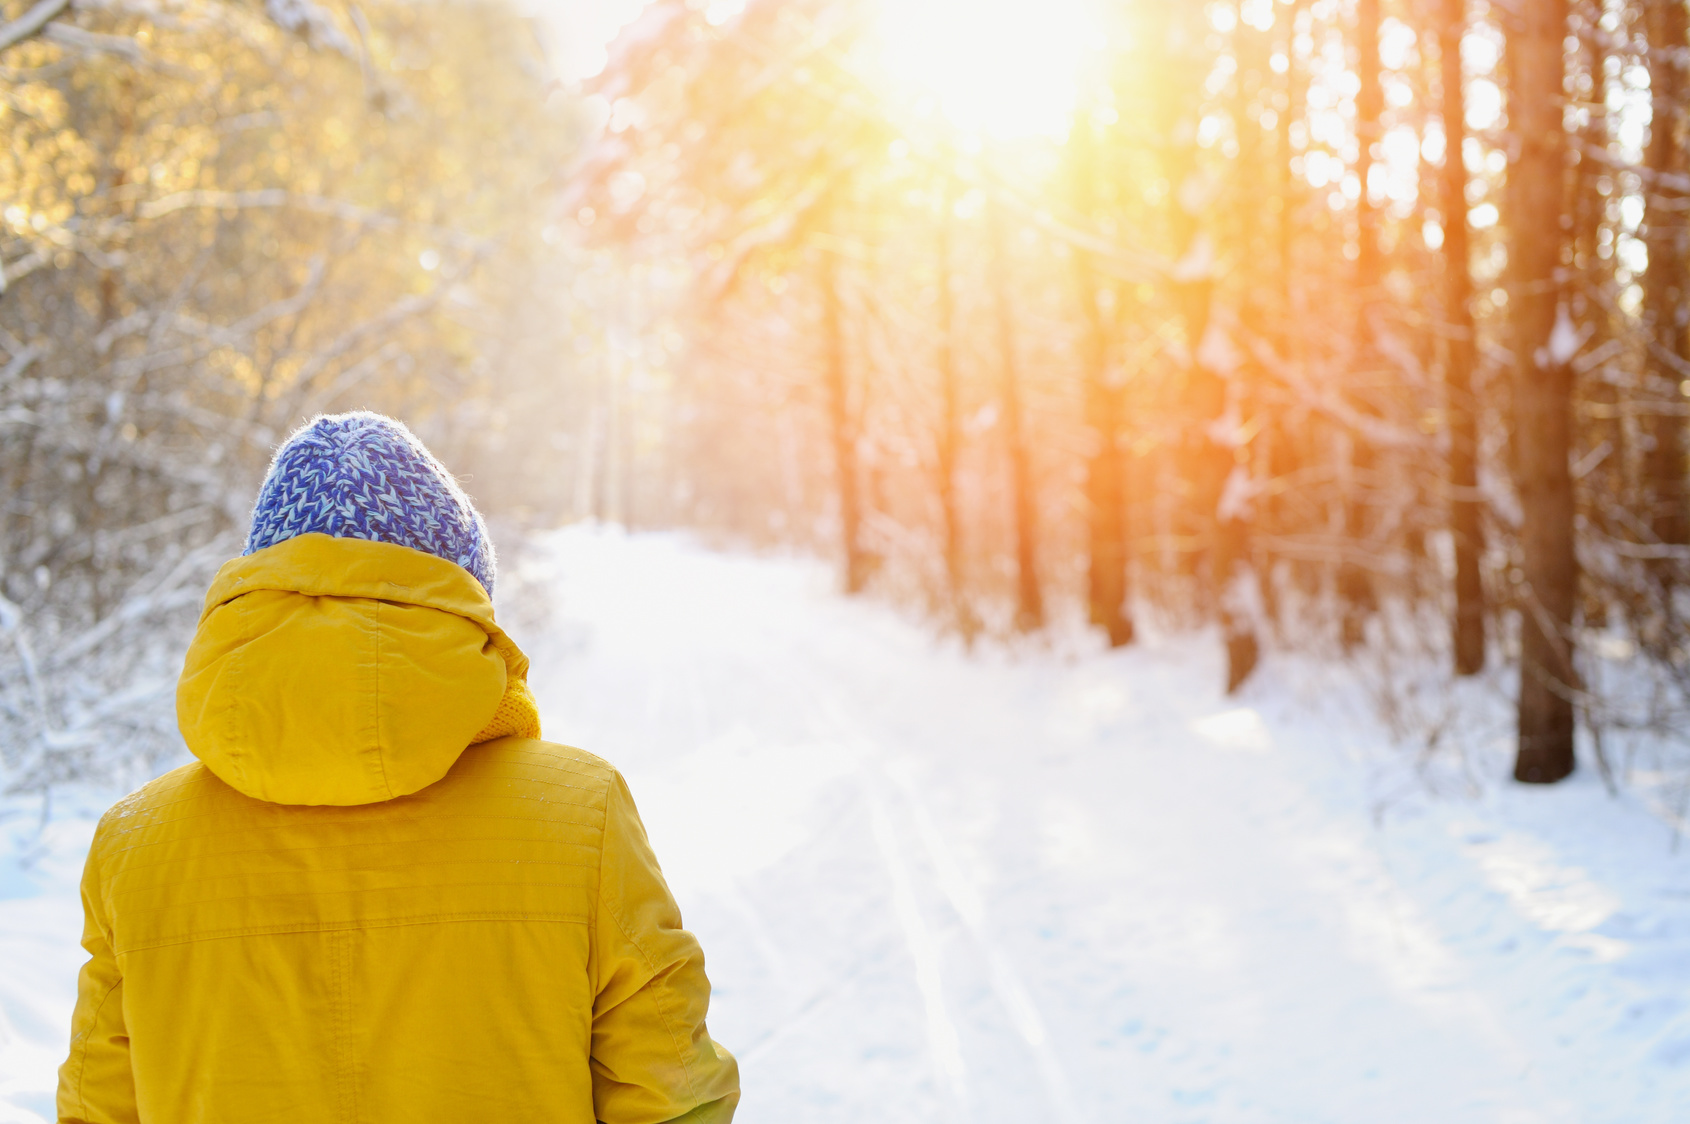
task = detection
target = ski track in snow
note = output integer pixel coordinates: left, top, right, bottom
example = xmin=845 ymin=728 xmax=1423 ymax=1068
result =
xmin=5 ymin=527 xmax=1690 ymax=1122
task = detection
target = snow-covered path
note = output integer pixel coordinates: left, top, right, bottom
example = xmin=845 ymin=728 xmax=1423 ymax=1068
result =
xmin=526 ymin=531 xmax=1690 ymax=1124
xmin=5 ymin=528 xmax=1690 ymax=1122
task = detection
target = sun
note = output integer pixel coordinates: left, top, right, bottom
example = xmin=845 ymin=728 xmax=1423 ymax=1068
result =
xmin=872 ymin=0 xmax=1104 ymax=142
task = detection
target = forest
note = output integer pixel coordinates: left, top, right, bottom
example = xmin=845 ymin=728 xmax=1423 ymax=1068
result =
xmin=4 ymin=0 xmax=1690 ymax=797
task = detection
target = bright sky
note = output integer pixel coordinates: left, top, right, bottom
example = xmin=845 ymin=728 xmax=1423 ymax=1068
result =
xmin=872 ymin=0 xmax=1103 ymax=140
xmin=529 ymin=0 xmax=1101 ymax=142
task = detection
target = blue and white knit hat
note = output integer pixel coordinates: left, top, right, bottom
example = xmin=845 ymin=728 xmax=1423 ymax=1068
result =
xmin=244 ymin=412 xmax=496 ymax=594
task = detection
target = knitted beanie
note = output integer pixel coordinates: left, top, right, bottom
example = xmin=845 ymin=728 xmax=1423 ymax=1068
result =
xmin=244 ymin=412 xmax=496 ymax=595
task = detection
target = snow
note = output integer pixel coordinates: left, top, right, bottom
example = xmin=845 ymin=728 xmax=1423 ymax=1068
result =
xmin=1170 ymin=231 xmax=1216 ymax=283
xmin=7 ymin=527 xmax=1690 ymax=1122
xmin=1194 ymin=322 xmax=1242 ymax=378
xmin=1536 ymin=303 xmax=1590 ymax=370
xmin=1215 ymin=463 xmax=1256 ymax=522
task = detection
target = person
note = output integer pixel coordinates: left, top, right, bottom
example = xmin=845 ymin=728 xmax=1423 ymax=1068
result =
xmin=56 ymin=412 xmax=739 ymax=1124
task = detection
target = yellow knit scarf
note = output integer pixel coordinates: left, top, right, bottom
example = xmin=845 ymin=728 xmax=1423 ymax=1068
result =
xmin=469 ymin=677 xmax=543 ymax=744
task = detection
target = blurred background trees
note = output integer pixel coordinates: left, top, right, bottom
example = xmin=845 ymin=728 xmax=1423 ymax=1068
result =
xmin=11 ymin=0 xmax=1690 ymax=792
xmin=569 ymin=0 xmax=1690 ymax=787
xmin=0 ymin=0 xmax=583 ymax=791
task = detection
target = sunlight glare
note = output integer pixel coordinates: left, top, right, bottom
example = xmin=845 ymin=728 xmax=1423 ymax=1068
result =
xmin=875 ymin=0 xmax=1102 ymax=141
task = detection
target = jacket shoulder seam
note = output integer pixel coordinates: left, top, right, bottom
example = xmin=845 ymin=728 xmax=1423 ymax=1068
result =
xmin=596 ymin=777 xmax=703 ymax=1109
xmin=71 ymin=969 xmax=123 ymax=1119
xmin=96 ymin=804 xmax=610 ymax=866
xmin=114 ymin=910 xmax=592 ymax=953
xmin=600 ymin=891 xmax=703 ymax=1109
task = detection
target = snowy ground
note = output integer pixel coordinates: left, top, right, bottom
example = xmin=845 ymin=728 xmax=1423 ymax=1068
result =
xmin=5 ymin=528 xmax=1690 ymax=1122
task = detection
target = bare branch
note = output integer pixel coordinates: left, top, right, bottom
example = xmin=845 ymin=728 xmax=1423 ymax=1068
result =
xmin=0 ymin=340 xmax=45 ymax=384
xmin=136 ymin=189 xmax=491 ymax=249
xmin=43 ymin=20 xmax=144 ymax=62
xmin=0 ymin=0 xmax=71 ymax=54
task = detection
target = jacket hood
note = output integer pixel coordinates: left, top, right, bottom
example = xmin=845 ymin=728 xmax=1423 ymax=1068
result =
xmin=177 ymin=533 xmax=534 ymax=806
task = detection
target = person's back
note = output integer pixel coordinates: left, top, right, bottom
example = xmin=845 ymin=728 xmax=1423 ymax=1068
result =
xmin=57 ymin=414 xmax=738 ymax=1124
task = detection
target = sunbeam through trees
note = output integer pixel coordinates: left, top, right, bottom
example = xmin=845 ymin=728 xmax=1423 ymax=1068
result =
xmin=11 ymin=3 xmax=1690 ymax=1121
xmin=563 ymin=0 xmax=1690 ymax=784
xmin=9 ymin=0 xmax=1690 ymax=792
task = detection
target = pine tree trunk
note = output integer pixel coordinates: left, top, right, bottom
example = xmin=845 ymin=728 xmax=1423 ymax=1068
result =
xmin=1071 ymin=116 xmax=1132 ymax=647
xmin=989 ymin=194 xmax=1044 ymax=630
xmin=1513 ymin=0 xmax=1577 ymax=784
xmin=822 ymin=248 xmax=866 ymax=594
xmin=1340 ymin=0 xmax=1384 ymax=648
xmin=1643 ymin=0 xmax=1689 ymax=556
xmin=1156 ymin=3 xmax=1258 ymax=691
xmin=1270 ymin=0 xmax=1309 ymax=619
xmin=1174 ymin=261 xmax=1258 ymax=693
xmin=1441 ymin=0 xmax=1487 ymax=675
xmin=1575 ymin=0 xmax=1619 ymax=629
xmin=1219 ymin=12 xmax=1276 ymax=691
xmin=935 ymin=197 xmax=968 ymax=623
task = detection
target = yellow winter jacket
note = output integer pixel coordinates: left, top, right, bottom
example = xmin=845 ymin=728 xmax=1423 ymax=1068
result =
xmin=56 ymin=533 xmax=739 ymax=1124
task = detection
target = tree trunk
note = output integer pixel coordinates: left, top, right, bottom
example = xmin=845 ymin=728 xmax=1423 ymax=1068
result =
xmin=1173 ymin=256 xmax=1258 ymax=693
xmin=1512 ymin=0 xmax=1577 ymax=784
xmin=935 ymin=193 xmax=968 ymax=625
xmin=1217 ymin=11 xmax=1275 ymax=691
xmin=1441 ymin=0 xmax=1487 ymax=675
xmin=822 ymin=248 xmax=867 ymax=594
xmin=1157 ymin=3 xmax=1258 ymax=692
xmin=1575 ymin=0 xmax=1619 ymax=630
xmin=988 ymin=194 xmax=1044 ymax=631
xmin=1070 ymin=114 xmax=1133 ymax=646
xmin=1340 ymin=0 xmax=1384 ymax=648
xmin=1643 ymin=0 xmax=1689 ymax=557
xmin=1269 ymin=0 xmax=1309 ymax=621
